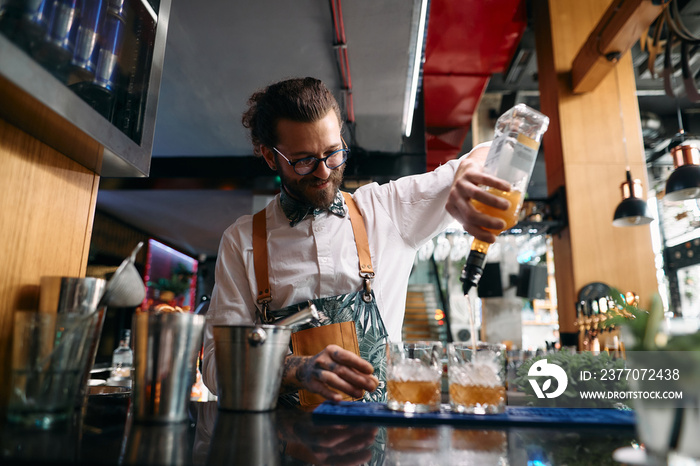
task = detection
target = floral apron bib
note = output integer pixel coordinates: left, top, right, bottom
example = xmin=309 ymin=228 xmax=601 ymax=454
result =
xmin=252 ymin=192 xmax=388 ymax=406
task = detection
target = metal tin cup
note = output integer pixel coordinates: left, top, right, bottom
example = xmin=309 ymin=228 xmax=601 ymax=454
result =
xmin=132 ymin=312 xmax=205 ymax=423
xmin=386 ymin=341 xmax=444 ymax=413
xmin=45 ymin=0 xmax=79 ymax=53
xmin=448 ymin=342 xmax=506 ymax=414
xmin=39 ymin=276 xmax=108 ymax=404
xmin=71 ymin=0 xmax=107 ymax=74
xmin=212 ymin=325 xmax=292 ymax=412
xmin=35 ymin=0 xmax=79 ymax=80
xmin=39 ymin=276 xmax=106 ymax=315
xmin=93 ymin=11 xmax=124 ymax=91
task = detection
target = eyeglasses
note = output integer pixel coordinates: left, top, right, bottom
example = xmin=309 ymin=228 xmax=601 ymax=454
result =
xmin=272 ymin=139 xmax=349 ymax=175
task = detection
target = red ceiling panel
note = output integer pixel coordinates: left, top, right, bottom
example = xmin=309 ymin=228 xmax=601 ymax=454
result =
xmin=422 ymin=0 xmax=528 ymax=167
xmin=489 ymin=5 xmax=529 ymax=72
xmin=426 ymin=127 xmax=472 ymax=151
xmin=424 ymin=0 xmax=527 ymax=75
xmin=423 ymin=75 xmax=489 ymax=128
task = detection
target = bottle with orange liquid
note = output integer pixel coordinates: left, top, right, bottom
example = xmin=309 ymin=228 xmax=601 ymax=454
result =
xmin=461 ymin=104 xmax=550 ymax=294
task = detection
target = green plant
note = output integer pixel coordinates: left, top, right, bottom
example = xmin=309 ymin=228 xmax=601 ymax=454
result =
xmin=512 ymin=351 xmax=629 ymax=409
xmin=603 ymin=289 xmax=700 ymax=393
xmin=601 ymin=290 xmax=664 ymax=351
xmin=147 ymin=264 xmax=195 ymax=297
xmin=602 ymin=289 xmax=700 ymax=352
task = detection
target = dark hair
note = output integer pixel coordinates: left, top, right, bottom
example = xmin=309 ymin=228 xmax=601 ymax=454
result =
xmin=242 ymin=77 xmax=342 ymax=156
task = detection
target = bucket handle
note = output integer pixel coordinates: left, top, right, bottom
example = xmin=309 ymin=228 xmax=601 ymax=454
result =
xmin=247 ymin=327 xmax=267 ymax=346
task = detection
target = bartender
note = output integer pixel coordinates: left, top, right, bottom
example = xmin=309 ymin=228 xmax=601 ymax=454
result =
xmin=201 ymin=77 xmax=510 ymax=406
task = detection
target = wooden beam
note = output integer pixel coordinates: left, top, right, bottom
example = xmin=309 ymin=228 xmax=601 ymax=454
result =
xmin=571 ymin=0 xmax=663 ymax=94
xmin=534 ymin=0 xmax=658 ymax=345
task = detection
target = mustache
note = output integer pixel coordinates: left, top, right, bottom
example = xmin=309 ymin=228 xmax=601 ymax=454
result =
xmin=302 ymin=169 xmax=343 ymax=186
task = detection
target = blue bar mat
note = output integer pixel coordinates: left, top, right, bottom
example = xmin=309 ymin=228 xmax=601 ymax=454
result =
xmin=312 ymin=402 xmax=636 ymax=428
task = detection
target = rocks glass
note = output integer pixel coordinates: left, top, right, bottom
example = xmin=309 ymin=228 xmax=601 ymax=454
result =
xmin=386 ymin=341 xmax=443 ymax=413
xmin=448 ymin=342 xmax=506 ymax=414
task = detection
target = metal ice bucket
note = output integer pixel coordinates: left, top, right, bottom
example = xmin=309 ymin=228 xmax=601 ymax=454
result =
xmin=213 ymin=325 xmax=292 ymax=411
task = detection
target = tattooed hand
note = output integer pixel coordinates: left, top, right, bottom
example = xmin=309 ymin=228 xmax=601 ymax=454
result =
xmin=280 ymin=344 xmax=379 ymax=401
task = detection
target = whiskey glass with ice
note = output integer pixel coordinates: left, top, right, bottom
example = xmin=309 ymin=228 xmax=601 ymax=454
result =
xmin=386 ymin=341 xmax=443 ymax=413
xmin=448 ymin=343 xmax=506 ymax=414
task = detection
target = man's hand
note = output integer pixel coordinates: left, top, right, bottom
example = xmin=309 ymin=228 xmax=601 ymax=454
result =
xmin=281 ymin=345 xmax=379 ymax=401
xmin=446 ymin=145 xmax=512 ymax=244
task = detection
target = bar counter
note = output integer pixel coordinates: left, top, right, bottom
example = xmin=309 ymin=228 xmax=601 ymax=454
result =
xmin=1 ymin=393 xmax=637 ymax=465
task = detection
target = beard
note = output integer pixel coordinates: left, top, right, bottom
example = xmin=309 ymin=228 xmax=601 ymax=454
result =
xmin=278 ymin=164 xmax=345 ymax=210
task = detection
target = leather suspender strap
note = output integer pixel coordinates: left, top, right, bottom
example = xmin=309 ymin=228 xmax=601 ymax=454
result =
xmin=252 ymin=192 xmax=376 ymax=319
xmin=341 ymin=192 xmax=375 ymax=303
xmin=252 ymin=209 xmax=273 ymax=323
xmin=341 ymin=192 xmax=374 ymax=276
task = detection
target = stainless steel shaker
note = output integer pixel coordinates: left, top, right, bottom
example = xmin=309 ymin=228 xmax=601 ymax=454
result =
xmin=39 ymin=276 xmax=106 ymax=315
xmin=132 ymin=312 xmax=205 ymax=423
xmin=39 ymin=276 xmax=108 ymax=403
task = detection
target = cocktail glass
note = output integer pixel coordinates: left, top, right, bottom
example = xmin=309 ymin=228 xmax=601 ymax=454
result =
xmin=448 ymin=342 xmax=506 ymax=414
xmin=386 ymin=341 xmax=443 ymax=413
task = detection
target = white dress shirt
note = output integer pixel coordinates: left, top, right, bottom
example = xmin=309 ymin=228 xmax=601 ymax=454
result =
xmin=202 ymin=145 xmax=487 ymax=393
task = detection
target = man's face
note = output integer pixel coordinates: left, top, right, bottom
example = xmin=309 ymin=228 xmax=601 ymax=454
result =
xmin=262 ymin=111 xmax=345 ymax=210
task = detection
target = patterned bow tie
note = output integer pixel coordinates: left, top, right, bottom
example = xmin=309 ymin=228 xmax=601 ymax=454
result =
xmin=280 ymin=188 xmax=346 ymax=227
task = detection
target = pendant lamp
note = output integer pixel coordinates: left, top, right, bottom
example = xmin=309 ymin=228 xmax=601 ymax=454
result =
xmin=613 ymin=170 xmax=654 ymax=227
xmin=663 ymin=108 xmax=700 ymax=201
xmin=610 ymin=70 xmax=653 ymax=227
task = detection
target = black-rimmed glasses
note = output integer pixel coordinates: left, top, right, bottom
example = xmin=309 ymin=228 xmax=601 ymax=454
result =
xmin=272 ymin=140 xmax=349 ymax=175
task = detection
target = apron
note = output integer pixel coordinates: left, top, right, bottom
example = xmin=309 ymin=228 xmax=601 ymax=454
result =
xmin=252 ymin=192 xmax=389 ymax=406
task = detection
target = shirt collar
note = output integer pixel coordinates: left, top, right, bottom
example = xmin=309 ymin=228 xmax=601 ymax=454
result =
xmin=279 ymin=188 xmax=346 ymax=227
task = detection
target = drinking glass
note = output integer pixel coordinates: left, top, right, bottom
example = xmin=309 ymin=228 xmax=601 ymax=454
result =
xmin=7 ymin=311 xmax=96 ymax=429
xmin=386 ymin=341 xmax=443 ymax=413
xmin=448 ymin=342 xmax=506 ymax=414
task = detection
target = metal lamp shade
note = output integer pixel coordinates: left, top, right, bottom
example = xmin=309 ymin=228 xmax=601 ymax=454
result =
xmin=665 ymin=165 xmax=700 ymax=201
xmin=664 ymin=141 xmax=700 ymax=202
xmin=613 ymin=197 xmax=653 ymax=227
xmin=613 ymin=170 xmax=653 ymax=227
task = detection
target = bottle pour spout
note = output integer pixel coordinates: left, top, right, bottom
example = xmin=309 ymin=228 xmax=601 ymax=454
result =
xmin=461 ymin=250 xmax=487 ymax=295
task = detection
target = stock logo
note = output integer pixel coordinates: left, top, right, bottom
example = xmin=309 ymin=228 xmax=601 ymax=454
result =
xmin=528 ymin=359 xmax=568 ymax=399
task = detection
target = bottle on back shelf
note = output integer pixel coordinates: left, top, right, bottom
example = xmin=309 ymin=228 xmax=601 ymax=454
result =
xmin=108 ymin=329 xmax=133 ymax=387
xmin=461 ymin=104 xmax=550 ymax=295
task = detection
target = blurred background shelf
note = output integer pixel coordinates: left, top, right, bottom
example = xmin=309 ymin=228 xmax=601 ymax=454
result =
xmin=0 ymin=0 xmax=171 ymax=177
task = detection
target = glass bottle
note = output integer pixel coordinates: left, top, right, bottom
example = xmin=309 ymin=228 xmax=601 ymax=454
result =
xmin=110 ymin=329 xmax=133 ymax=384
xmin=461 ymin=104 xmax=550 ymax=294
